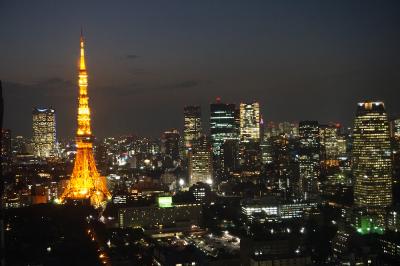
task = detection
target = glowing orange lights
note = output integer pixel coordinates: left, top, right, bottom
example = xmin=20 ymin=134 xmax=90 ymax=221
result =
xmin=60 ymin=33 xmax=111 ymax=207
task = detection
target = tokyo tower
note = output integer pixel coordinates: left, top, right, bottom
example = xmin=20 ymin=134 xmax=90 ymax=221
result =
xmin=60 ymin=33 xmax=111 ymax=207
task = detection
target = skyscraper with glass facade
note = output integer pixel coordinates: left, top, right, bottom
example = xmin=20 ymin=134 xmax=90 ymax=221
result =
xmin=210 ymin=99 xmax=237 ymax=156
xmin=210 ymin=98 xmax=238 ymax=180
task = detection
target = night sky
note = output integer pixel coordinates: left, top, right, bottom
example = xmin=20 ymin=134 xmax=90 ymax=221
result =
xmin=1 ymin=0 xmax=400 ymax=138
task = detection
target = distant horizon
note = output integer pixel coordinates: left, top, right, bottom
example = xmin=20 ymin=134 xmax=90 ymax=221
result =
xmin=3 ymin=92 xmax=397 ymax=139
xmin=2 ymin=0 xmax=400 ymax=138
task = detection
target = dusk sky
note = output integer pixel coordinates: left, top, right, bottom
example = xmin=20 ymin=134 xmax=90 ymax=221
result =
xmin=1 ymin=0 xmax=400 ymax=138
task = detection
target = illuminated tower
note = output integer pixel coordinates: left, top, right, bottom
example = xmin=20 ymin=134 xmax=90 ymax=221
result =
xmin=60 ymin=33 xmax=111 ymax=206
xmin=352 ymin=101 xmax=392 ymax=210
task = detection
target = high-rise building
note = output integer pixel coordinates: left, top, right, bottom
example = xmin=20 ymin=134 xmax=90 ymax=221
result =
xmin=221 ymin=139 xmax=239 ymax=175
xmin=278 ymin=122 xmax=299 ymax=138
xmin=319 ymin=123 xmax=341 ymax=166
xmin=260 ymin=134 xmax=273 ymax=165
xmin=391 ymin=118 xmax=400 ymax=185
xmin=352 ymin=101 xmax=392 ymax=210
xmin=210 ymin=98 xmax=237 ymax=180
xmin=183 ymin=106 xmax=202 ymax=148
xmin=391 ymin=118 xmax=400 ymax=140
xmin=161 ymin=129 xmax=180 ymax=161
xmin=298 ymin=121 xmax=320 ymax=200
xmin=32 ymin=107 xmax=56 ymax=158
xmin=188 ymin=135 xmax=213 ymax=185
xmin=239 ymin=102 xmax=262 ymax=177
xmin=210 ymin=98 xmax=237 ymax=156
xmin=239 ymin=102 xmax=260 ymax=143
xmin=1 ymin=129 xmax=12 ymax=173
xmin=265 ymin=121 xmax=278 ymax=139
xmin=12 ymin=135 xmax=29 ymax=155
xmin=60 ymin=33 xmax=111 ymax=206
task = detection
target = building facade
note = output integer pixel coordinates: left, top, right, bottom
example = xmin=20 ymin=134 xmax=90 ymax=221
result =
xmin=1 ymin=128 xmax=12 ymax=173
xmin=352 ymin=101 xmax=392 ymax=211
xmin=239 ymin=102 xmax=260 ymax=143
xmin=210 ymin=99 xmax=238 ymax=156
xmin=298 ymin=121 xmax=320 ymax=200
xmin=161 ymin=129 xmax=180 ymax=161
xmin=188 ymin=135 xmax=213 ymax=185
xmin=32 ymin=108 xmax=56 ymax=158
xmin=210 ymin=98 xmax=238 ymax=180
xmin=183 ymin=105 xmax=202 ymax=148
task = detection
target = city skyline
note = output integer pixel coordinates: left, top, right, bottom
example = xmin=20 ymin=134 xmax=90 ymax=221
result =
xmin=2 ymin=0 xmax=400 ymax=138
xmin=3 ymin=2 xmax=400 ymax=265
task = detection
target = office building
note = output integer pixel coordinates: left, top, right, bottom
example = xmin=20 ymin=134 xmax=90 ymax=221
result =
xmin=188 ymin=135 xmax=213 ymax=185
xmin=210 ymin=98 xmax=237 ymax=156
xmin=161 ymin=129 xmax=180 ymax=161
xmin=189 ymin=182 xmax=212 ymax=202
xmin=118 ymin=197 xmax=202 ymax=229
xmin=352 ymin=101 xmax=392 ymax=211
xmin=183 ymin=105 xmax=202 ymax=148
xmin=392 ymin=118 xmax=400 ymax=140
xmin=298 ymin=121 xmax=320 ymax=200
xmin=32 ymin=107 xmax=56 ymax=158
xmin=239 ymin=102 xmax=260 ymax=143
xmin=210 ymin=98 xmax=238 ymax=179
xmin=319 ymin=123 xmax=341 ymax=164
xmin=222 ymin=139 xmax=240 ymax=175
xmin=241 ymin=197 xmax=317 ymax=223
xmin=1 ymin=129 xmax=12 ymax=173
xmin=239 ymin=102 xmax=261 ymax=176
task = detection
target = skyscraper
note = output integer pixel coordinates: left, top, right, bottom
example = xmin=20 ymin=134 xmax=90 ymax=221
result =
xmin=298 ymin=121 xmax=320 ymax=200
xmin=239 ymin=102 xmax=261 ymax=177
xmin=391 ymin=118 xmax=400 ymax=140
xmin=1 ymin=129 xmax=11 ymax=173
xmin=161 ymin=129 xmax=180 ymax=161
xmin=32 ymin=108 xmax=56 ymax=158
xmin=319 ymin=123 xmax=341 ymax=166
xmin=188 ymin=135 xmax=213 ymax=186
xmin=210 ymin=98 xmax=237 ymax=156
xmin=391 ymin=118 xmax=400 ymax=185
xmin=60 ymin=33 xmax=111 ymax=206
xmin=183 ymin=106 xmax=202 ymax=148
xmin=239 ymin=102 xmax=260 ymax=143
xmin=352 ymin=101 xmax=392 ymax=210
xmin=210 ymin=98 xmax=238 ymax=179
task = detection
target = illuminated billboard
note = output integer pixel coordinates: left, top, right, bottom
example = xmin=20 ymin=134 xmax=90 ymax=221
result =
xmin=158 ymin=196 xmax=173 ymax=208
